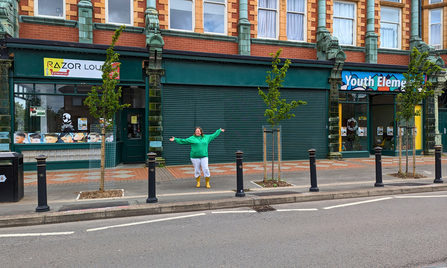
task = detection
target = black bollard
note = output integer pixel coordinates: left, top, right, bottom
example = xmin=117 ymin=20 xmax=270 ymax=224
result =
xmin=35 ymin=155 xmax=50 ymax=212
xmin=308 ymin=149 xmax=319 ymax=192
xmin=374 ymin=147 xmax=384 ymax=187
xmin=146 ymin=152 xmax=158 ymax=203
xmin=434 ymin=145 xmax=443 ymax=183
xmin=235 ymin=150 xmax=245 ymax=197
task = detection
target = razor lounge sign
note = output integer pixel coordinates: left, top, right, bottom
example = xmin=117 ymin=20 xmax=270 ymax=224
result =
xmin=341 ymin=71 xmax=410 ymax=92
xmin=44 ymin=58 xmax=120 ymax=79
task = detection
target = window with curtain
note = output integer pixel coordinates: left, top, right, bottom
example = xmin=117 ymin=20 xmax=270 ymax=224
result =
xmin=258 ymin=0 xmax=277 ymax=38
xmin=430 ymin=9 xmax=442 ymax=49
xmin=333 ymin=2 xmax=355 ymax=45
xmin=384 ymin=0 xmax=400 ymax=2
xmin=170 ymin=0 xmax=194 ymax=31
xmin=380 ymin=7 xmax=400 ymax=49
xmin=107 ymin=0 xmax=132 ymax=25
xmin=204 ymin=0 xmax=226 ymax=34
xmin=286 ymin=0 xmax=305 ymax=41
xmin=429 ymin=0 xmax=442 ymax=4
xmin=35 ymin=0 xmax=64 ymax=18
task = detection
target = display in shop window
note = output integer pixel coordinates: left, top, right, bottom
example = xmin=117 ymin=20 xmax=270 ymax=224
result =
xmin=78 ymin=118 xmax=87 ymax=131
xmin=387 ymin=126 xmax=394 ymax=136
xmin=341 ymin=127 xmax=347 ymax=137
xmin=44 ymin=133 xmax=59 ymax=143
xmin=29 ymin=133 xmax=42 ymax=143
xmin=30 ymin=106 xmax=46 ymax=117
xmin=377 ymin=126 xmax=383 ymax=135
xmin=61 ymin=113 xmax=75 ymax=132
xmin=358 ymin=127 xmax=366 ymax=137
xmin=14 ymin=132 xmax=28 ymax=144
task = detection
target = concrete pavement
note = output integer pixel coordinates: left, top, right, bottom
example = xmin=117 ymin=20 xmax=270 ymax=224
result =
xmin=1 ymin=156 xmax=446 ymax=228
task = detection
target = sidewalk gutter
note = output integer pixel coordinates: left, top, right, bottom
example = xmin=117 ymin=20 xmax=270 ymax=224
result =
xmin=1 ymin=183 xmax=447 ymax=228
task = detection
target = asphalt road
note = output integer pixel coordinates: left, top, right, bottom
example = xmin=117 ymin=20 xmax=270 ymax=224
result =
xmin=1 ymin=192 xmax=447 ymax=268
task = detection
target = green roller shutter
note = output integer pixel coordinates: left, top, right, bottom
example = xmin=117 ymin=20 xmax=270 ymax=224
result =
xmin=162 ymin=85 xmax=327 ymax=165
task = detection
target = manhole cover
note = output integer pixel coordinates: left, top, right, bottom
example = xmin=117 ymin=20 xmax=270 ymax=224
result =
xmin=386 ymin=183 xmax=432 ymax=187
xmin=251 ymin=205 xmax=276 ymax=213
xmin=59 ymin=201 xmax=129 ymax=211
xmin=249 ymin=191 xmax=301 ymax=197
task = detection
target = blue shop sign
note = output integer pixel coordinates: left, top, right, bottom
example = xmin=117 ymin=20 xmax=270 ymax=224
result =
xmin=341 ymin=71 xmax=407 ymax=92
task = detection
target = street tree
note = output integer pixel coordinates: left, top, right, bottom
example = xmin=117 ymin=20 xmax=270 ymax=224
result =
xmin=258 ymin=49 xmax=307 ymax=183
xmin=84 ymin=25 xmax=130 ymax=192
xmin=396 ymin=47 xmax=444 ymax=176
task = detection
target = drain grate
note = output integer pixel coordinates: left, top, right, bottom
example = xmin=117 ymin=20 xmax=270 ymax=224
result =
xmin=251 ymin=205 xmax=276 ymax=213
xmin=59 ymin=201 xmax=129 ymax=212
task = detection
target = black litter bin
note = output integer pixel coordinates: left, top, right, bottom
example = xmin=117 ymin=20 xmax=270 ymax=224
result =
xmin=0 ymin=152 xmax=24 ymax=202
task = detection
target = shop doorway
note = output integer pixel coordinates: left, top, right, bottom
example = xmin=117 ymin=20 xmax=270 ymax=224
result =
xmin=370 ymin=95 xmax=395 ymax=153
xmin=122 ymin=109 xmax=145 ymax=163
xmin=439 ymin=109 xmax=447 ymax=152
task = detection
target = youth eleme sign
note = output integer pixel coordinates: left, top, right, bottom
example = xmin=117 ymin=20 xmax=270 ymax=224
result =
xmin=44 ymin=58 xmax=120 ymax=79
xmin=341 ymin=71 xmax=407 ymax=92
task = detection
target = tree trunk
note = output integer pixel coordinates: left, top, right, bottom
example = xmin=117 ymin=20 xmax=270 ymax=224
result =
xmin=271 ymin=131 xmax=274 ymax=181
xmin=263 ymin=128 xmax=267 ymax=183
xmin=398 ymin=125 xmax=402 ymax=174
xmin=405 ymin=125 xmax=409 ymax=174
xmin=277 ymin=129 xmax=281 ymax=182
xmin=413 ymin=125 xmax=416 ymax=177
xmin=99 ymin=127 xmax=106 ymax=192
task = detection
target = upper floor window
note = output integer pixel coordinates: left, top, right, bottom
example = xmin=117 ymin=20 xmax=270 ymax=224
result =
xmin=430 ymin=9 xmax=442 ymax=49
xmin=258 ymin=0 xmax=277 ymax=38
xmin=287 ymin=0 xmax=305 ymax=41
xmin=429 ymin=0 xmax=443 ymax=4
xmin=333 ymin=2 xmax=356 ymax=45
xmin=380 ymin=7 xmax=400 ymax=49
xmin=384 ymin=0 xmax=400 ymax=2
xmin=170 ymin=0 xmax=194 ymax=31
xmin=106 ymin=0 xmax=132 ymax=25
xmin=204 ymin=0 xmax=226 ymax=34
xmin=35 ymin=0 xmax=64 ymax=18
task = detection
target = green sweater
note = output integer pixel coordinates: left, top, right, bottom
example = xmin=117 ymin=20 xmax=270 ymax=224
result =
xmin=174 ymin=129 xmax=222 ymax=158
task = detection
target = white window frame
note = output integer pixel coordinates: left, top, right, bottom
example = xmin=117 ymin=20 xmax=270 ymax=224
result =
xmin=258 ymin=0 xmax=279 ymax=39
xmin=169 ymin=0 xmax=195 ymax=32
xmin=380 ymin=7 xmax=401 ymax=49
xmin=105 ymin=0 xmax=133 ymax=26
xmin=429 ymin=0 xmax=443 ymax=4
xmin=34 ymin=0 xmax=65 ymax=18
xmin=203 ymin=0 xmax=227 ymax=35
xmin=333 ymin=1 xmax=356 ymax=46
xmin=429 ymin=9 xmax=443 ymax=50
xmin=286 ymin=0 xmax=307 ymax=42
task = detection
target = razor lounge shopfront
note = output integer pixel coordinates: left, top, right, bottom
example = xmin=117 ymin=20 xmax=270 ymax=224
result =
xmin=338 ymin=69 xmax=424 ymax=158
xmin=8 ymin=39 xmax=149 ymax=170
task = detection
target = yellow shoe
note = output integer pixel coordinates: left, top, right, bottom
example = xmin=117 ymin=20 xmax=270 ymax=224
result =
xmin=196 ymin=176 xmax=201 ymax=188
xmin=205 ymin=177 xmax=210 ymax=188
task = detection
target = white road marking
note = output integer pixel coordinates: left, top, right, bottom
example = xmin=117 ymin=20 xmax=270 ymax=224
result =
xmin=211 ymin=210 xmax=256 ymax=214
xmin=86 ymin=213 xmax=206 ymax=232
xmin=323 ymin=197 xmax=393 ymax=210
xmin=0 ymin=232 xmax=74 ymax=238
xmin=276 ymin=208 xmax=318 ymax=212
xmin=395 ymin=195 xmax=447 ymax=199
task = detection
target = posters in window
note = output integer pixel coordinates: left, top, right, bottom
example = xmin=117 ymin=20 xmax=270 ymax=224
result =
xmin=387 ymin=127 xmax=394 ymax=136
xmin=341 ymin=127 xmax=347 ymax=137
xmin=44 ymin=133 xmax=59 ymax=143
xmin=358 ymin=127 xmax=366 ymax=137
xmin=29 ymin=133 xmax=42 ymax=143
xmin=78 ymin=118 xmax=87 ymax=130
xmin=30 ymin=106 xmax=46 ymax=117
xmin=14 ymin=132 xmax=28 ymax=144
xmin=377 ymin=126 xmax=383 ymax=135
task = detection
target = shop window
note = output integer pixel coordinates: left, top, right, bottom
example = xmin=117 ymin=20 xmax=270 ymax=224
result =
xmin=333 ymin=1 xmax=355 ymax=46
xmin=13 ymin=84 xmax=121 ymax=145
xmin=258 ymin=0 xmax=278 ymax=38
xmin=429 ymin=0 xmax=442 ymax=4
xmin=106 ymin=0 xmax=132 ymax=25
xmin=35 ymin=0 xmax=64 ymax=18
xmin=170 ymin=0 xmax=194 ymax=31
xmin=430 ymin=9 xmax=442 ymax=50
xmin=341 ymin=103 xmax=368 ymax=152
xmin=123 ymin=87 xmax=145 ymax=108
xmin=286 ymin=0 xmax=305 ymax=41
xmin=380 ymin=7 xmax=400 ymax=49
xmin=204 ymin=0 xmax=226 ymax=34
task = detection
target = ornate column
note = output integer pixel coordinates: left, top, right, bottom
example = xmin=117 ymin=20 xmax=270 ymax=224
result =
xmin=238 ymin=0 xmax=251 ymax=55
xmin=78 ymin=0 xmax=93 ymax=43
xmin=0 ymin=59 xmax=12 ymax=151
xmin=145 ymin=2 xmax=165 ymax=158
xmin=0 ymin=0 xmax=20 ymax=38
xmin=365 ymin=0 xmax=378 ymax=63
xmin=327 ymin=58 xmax=345 ymax=160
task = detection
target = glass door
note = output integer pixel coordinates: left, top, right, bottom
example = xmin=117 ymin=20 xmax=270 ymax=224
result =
xmin=122 ymin=109 xmax=145 ymax=163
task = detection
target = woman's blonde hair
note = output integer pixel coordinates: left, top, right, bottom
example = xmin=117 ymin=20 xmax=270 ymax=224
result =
xmin=194 ymin=127 xmax=204 ymax=137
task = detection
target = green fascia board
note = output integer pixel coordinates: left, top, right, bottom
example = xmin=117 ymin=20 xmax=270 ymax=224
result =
xmin=20 ymin=15 xmax=78 ymax=28
xmin=93 ymin=23 xmax=145 ymax=34
xmin=160 ymin=29 xmax=238 ymax=43
xmin=15 ymin=143 xmax=93 ymax=151
xmin=11 ymin=48 xmax=145 ymax=82
xmin=251 ymin=38 xmax=316 ymax=49
xmin=377 ymin=48 xmax=411 ymax=55
xmin=343 ymin=61 xmax=408 ymax=73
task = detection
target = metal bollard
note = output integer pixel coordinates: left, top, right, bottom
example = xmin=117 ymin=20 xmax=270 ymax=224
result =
xmin=35 ymin=155 xmax=50 ymax=212
xmin=308 ymin=149 xmax=319 ymax=192
xmin=235 ymin=150 xmax=245 ymax=197
xmin=374 ymin=147 xmax=384 ymax=187
xmin=146 ymin=152 xmax=158 ymax=203
xmin=434 ymin=145 xmax=443 ymax=183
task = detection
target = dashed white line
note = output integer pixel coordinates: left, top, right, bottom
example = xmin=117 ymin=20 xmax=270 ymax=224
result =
xmin=0 ymin=232 xmax=74 ymax=238
xmin=323 ymin=197 xmax=393 ymax=210
xmin=395 ymin=195 xmax=447 ymax=199
xmin=86 ymin=213 xmax=206 ymax=232
xmin=211 ymin=210 xmax=256 ymax=214
xmin=276 ymin=208 xmax=318 ymax=212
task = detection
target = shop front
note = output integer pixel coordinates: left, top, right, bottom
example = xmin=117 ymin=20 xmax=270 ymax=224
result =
xmin=339 ymin=69 xmax=424 ymax=158
xmin=7 ymin=40 xmax=148 ymax=170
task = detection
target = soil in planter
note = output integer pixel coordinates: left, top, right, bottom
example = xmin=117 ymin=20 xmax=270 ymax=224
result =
xmin=77 ymin=189 xmax=124 ymax=199
xmin=254 ymin=180 xmax=293 ymax=188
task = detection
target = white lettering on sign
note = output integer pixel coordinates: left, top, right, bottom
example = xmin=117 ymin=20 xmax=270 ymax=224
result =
xmin=0 ymin=175 xmax=6 ymax=182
